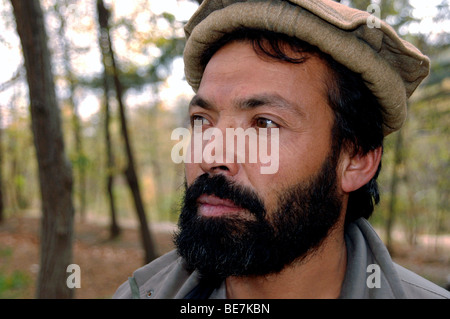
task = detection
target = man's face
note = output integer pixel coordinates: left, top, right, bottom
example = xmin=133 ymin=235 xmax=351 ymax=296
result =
xmin=175 ymin=41 xmax=345 ymax=280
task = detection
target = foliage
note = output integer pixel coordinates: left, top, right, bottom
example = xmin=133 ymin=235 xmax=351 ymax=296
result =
xmin=0 ymin=270 xmax=32 ymax=298
xmin=0 ymin=248 xmax=32 ymax=298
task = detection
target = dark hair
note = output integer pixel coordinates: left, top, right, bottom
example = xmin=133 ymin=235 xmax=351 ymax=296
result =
xmin=200 ymin=28 xmax=384 ymax=224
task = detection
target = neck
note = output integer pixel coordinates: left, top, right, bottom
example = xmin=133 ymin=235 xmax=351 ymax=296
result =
xmin=225 ymin=223 xmax=347 ymax=299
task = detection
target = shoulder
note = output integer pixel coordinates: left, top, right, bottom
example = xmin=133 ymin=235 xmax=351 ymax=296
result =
xmin=394 ymin=263 xmax=450 ymax=299
xmin=345 ymin=218 xmax=450 ymax=299
xmin=132 ymin=250 xmax=183 ymax=284
xmin=113 ymin=250 xmax=199 ymax=299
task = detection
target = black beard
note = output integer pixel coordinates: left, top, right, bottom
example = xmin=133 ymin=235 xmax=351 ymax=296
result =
xmin=174 ymin=152 xmax=343 ymax=282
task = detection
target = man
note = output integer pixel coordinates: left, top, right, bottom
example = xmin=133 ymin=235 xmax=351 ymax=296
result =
xmin=114 ymin=0 xmax=450 ymax=299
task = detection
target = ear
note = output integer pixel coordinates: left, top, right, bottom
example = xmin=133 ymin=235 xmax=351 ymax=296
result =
xmin=340 ymin=147 xmax=382 ymax=193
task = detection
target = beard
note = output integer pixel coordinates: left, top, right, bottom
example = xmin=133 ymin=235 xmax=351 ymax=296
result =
xmin=174 ymin=151 xmax=343 ymax=282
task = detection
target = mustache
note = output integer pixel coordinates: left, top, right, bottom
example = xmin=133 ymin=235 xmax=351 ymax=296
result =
xmin=184 ymin=173 xmax=266 ymax=220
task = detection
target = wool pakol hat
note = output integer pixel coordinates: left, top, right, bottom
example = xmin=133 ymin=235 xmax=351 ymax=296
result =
xmin=183 ymin=0 xmax=430 ymax=135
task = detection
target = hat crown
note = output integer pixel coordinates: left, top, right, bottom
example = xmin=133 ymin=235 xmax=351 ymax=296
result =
xmin=184 ymin=0 xmax=430 ymax=135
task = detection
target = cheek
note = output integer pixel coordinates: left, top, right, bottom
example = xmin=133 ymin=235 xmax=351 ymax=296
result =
xmin=279 ymin=123 xmax=333 ymax=174
xmin=185 ymin=162 xmax=201 ymax=186
xmin=243 ymin=168 xmax=279 ymax=213
xmin=250 ymin=135 xmax=331 ymax=209
xmin=277 ymin=139 xmax=324 ymax=179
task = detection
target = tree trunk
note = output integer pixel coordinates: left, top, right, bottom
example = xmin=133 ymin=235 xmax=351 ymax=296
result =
xmin=103 ymin=69 xmax=121 ymax=239
xmin=97 ymin=0 xmax=157 ymax=262
xmin=97 ymin=19 xmax=121 ymax=239
xmin=386 ymin=129 xmax=403 ymax=253
xmin=0 ymin=111 xmax=4 ymax=223
xmin=55 ymin=0 xmax=87 ymax=223
xmin=11 ymin=0 xmax=75 ymax=299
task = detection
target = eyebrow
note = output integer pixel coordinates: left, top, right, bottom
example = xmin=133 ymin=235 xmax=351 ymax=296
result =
xmin=189 ymin=94 xmax=212 ymax=110
xmin=189 ymin=93 xmax=305 ymax=118
xmin=235 ymin=94 xmax=294 ymax=111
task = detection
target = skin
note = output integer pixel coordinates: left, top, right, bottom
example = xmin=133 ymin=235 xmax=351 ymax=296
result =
xmin=185 ymin=41 xmax=382 ymax=298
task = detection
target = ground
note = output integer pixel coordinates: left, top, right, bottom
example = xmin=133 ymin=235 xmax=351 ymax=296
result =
xmin=0 ymin=216 xmax=448 ymax=298
xmin=0 ymin=216 xmax=175 ymax=298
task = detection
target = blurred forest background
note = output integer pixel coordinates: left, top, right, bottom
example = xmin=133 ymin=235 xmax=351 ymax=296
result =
xmin=0 ymin=0 xmax=448 ymax=298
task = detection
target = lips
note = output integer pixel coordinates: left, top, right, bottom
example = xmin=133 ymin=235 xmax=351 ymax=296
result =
xmin=197 ymin=194 xmax=243 ymax=217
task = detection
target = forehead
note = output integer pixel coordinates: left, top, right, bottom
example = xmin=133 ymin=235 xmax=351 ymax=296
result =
xmin=196 ymin=40 xmax=332 ymax=115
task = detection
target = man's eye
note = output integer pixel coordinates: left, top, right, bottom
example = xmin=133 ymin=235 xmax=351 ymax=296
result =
xmin=191 ymin=115 xmax=211 ymax=127
xmin=255 ymin=118 xmax=279 ymax=129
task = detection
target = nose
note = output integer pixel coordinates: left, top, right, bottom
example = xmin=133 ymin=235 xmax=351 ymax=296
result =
xmin=198 ymin=125 xmax=240 ymax=178
xmin=201 ymin=161 xmax=240 ymax=177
